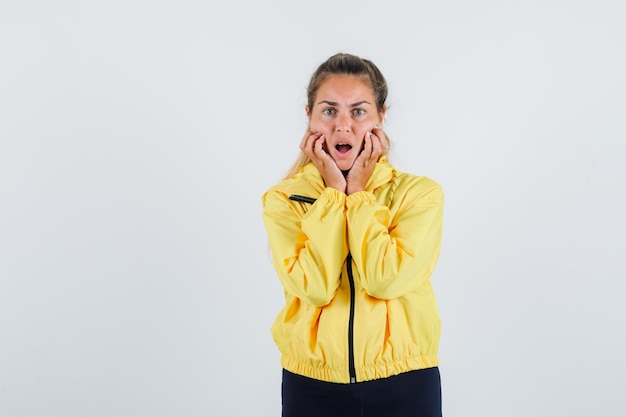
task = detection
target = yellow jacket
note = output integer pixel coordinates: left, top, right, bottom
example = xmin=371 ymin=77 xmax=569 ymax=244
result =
xmin=262 ymin=157 xmax=443 ymax=384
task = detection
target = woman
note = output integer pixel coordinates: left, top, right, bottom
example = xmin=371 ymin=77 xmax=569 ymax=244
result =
xmin=262 ymin=53 xmax=444 ymax=417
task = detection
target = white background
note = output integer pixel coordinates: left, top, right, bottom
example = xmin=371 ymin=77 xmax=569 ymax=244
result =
xmin=1 ymin=1 xmax=625 ymax=416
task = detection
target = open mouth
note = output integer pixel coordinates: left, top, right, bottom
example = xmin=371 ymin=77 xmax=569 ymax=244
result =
xmin=335 ymin=143 xmax=352 ymax=153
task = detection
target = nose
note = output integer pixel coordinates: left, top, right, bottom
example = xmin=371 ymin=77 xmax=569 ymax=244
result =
xmin=335 ymin=112 xmax=352 ymax=132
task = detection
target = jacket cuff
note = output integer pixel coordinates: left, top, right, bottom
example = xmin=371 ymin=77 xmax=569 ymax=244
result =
xmin=321 ymin=187 xmax=347 ymax=205
xmin=346 ymin=191 xmax=376 ymax=208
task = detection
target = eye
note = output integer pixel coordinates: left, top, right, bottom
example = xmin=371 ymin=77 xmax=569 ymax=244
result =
xmin=352 ymin=108 xmax=365 ymax=116
xmin=322 ymin=108 xmax=336 ymax=116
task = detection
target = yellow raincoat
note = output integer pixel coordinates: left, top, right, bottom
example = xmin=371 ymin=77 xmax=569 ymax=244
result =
xmin=262 ymin=156 xmax=443 ymax=384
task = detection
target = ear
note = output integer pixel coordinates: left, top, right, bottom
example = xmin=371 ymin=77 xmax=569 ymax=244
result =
xmin=305 ymin=105 xmax=310 ymax=117
xmin=379 ymin=105 xmax=387 ymax=124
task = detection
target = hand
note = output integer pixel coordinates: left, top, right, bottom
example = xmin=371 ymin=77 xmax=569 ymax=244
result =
xmin=346 ymin=127 xmax=387 ymax=195
xmin=300 ymin=129 xmax=347 ymax=192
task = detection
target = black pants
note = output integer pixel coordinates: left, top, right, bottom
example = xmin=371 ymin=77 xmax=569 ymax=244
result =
xmin=282 ymin=367 xmax=442 ymax=417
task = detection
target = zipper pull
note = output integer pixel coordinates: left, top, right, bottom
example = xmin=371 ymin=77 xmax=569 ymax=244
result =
xmin=289 ymin=194 xmax=317 ymax=204
xmin=350 ymin=376 xmax=356 ymax=383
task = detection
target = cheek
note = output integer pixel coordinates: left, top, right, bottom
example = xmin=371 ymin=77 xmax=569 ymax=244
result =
xmin=310 ymin=117 xmax=332 ymax=134
xmin=357 ymin=116 xmax=378 ymax=131
xmin=354 ymin=126 xmax=371 ymax=139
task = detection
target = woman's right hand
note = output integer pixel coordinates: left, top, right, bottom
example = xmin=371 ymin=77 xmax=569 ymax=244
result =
xmin=300 ymin=129 xmax=347 ymax=193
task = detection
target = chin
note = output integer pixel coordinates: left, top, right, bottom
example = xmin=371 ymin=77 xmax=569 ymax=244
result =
xmin=336 ymin=162 xmax=354 ymax=172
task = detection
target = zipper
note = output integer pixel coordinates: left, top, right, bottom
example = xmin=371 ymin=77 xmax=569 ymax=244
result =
xmin=289 ymin=194 xmax=357 ymax=383
xmin=346 ymin=253 xmax=357 ymax=383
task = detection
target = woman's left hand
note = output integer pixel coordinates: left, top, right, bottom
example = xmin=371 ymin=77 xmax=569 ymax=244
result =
xmin=346 ymin=127 xmax=387 ymax=195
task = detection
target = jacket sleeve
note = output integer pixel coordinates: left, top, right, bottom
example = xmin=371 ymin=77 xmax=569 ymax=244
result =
xmin=262 ymin=187 xmax=349 ymax=307
xmin=345 ymin=182 xmax=443 ymax=300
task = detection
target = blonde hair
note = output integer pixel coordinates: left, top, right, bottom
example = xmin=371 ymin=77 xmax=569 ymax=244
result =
xmin=283 ymin=53 xmax=391 ymax=180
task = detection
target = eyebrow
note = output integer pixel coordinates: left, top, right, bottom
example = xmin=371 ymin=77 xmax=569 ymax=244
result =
xmin=317 ymin=100 xmax=372 ymax=107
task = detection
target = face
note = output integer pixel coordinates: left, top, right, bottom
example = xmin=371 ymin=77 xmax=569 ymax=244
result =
xmin=307 ymin=75 xmax=386 ymax=171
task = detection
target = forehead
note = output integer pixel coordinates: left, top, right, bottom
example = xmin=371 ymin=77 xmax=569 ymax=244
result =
xmin=315 ymin=75 xmax=374 ymax=104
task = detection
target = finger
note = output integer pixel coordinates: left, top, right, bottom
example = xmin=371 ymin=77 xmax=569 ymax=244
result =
xmin=369 ymin=132 xmax=384 ymax=158
xmin=300 ymin=130 xmax=321 ymax=155
xmin=366 ymin=132 xmax=376 ymax=157
xmin=372 ymin=127 xmax=388 ymax=152
xmin=354 ymin=133 xmax=372 ymax=167
xmin=300 ymin=129 xmax=320 ymax=148
xmin=313 ymin=135 xmax=326 ymax=158
xmin=368 ymin=129 xmax=387 ymax=159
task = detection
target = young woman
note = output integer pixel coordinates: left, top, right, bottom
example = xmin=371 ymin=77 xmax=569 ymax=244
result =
xmin=262 ymin=53 xmax=444 ymax=417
